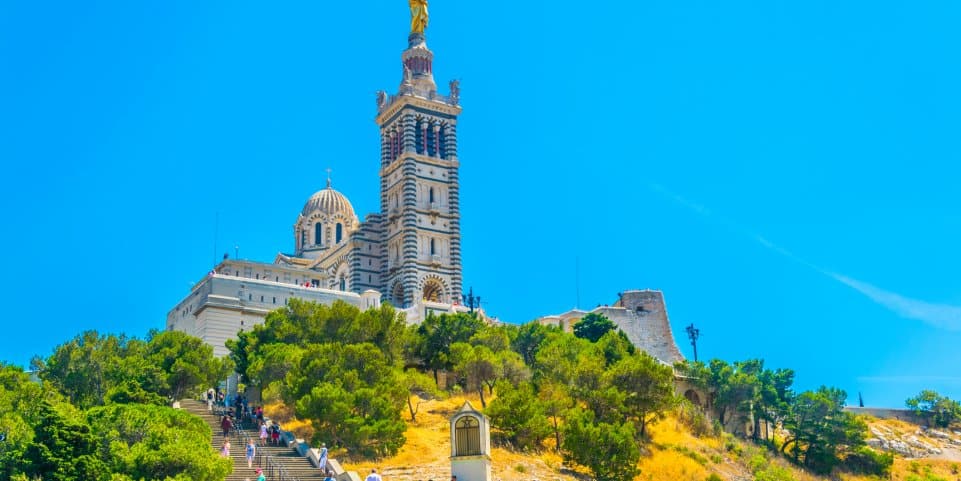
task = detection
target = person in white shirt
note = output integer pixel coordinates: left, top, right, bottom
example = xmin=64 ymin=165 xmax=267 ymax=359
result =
xmin=365 ymin=468 xmax=383 ymax=481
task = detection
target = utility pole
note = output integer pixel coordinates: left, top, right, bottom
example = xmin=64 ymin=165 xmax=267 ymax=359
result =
xmin=685 ymin=323 xmax=700 ymax=362
xmin=462 ymin=287 xmax=481 ymax=314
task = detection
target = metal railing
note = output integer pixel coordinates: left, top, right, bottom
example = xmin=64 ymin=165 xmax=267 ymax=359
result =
xmin=252 ymin=451 xmax=303 ymax=481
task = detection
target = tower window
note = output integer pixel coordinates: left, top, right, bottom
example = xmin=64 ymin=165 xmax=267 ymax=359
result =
xmin=336 ymin=223 xmax=343 ymax=243
xmin=429 ymin=186 xmax=435 ymax=204
xmin=339 ymin=277 xmax=347 ymax=291
xmin=315 ymin=223 xmax=323 ymax=246
xmin=430 ymin=238 xmax=436 ymax=256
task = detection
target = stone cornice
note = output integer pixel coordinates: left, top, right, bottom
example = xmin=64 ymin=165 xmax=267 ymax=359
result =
xmin=376 ymin=95 xmax=461 ymax=125
xmin=381 ymin=153 xmax=458 ymax=177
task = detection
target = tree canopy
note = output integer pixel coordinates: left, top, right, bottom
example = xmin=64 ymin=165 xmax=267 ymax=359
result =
xmin=906 ymin=390 xmax=961 ymax=428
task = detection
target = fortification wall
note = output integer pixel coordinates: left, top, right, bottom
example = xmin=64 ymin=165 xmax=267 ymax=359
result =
xmin=600 ymin=289 xmax=685 ymax=365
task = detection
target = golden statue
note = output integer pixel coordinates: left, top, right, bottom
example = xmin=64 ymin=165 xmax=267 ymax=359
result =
xmin=409 ymin=0 xmax=429 ymax=34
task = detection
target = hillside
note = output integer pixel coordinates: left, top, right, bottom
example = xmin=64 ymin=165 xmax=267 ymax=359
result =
xmin=263 ymin=393 xmax=955 ymax=481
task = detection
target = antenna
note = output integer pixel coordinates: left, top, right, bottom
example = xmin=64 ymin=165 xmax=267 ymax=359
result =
xmin=575 ymin=255 xmax=581 ymax=309
xmin=212 ymin=212 xmax=219 ymax=267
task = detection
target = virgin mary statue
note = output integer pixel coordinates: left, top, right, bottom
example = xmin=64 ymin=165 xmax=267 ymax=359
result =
xmin=410 ymin=0 xmax=429 ymax=34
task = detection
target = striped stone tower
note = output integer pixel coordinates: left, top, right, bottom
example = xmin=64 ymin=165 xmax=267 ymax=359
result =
xmin=375 ymin=24 xmax=462 ymax=308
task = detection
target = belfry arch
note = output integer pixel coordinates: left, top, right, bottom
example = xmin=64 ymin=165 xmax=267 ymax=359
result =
xmin=421 ymin=277 xmax=447 ymax=303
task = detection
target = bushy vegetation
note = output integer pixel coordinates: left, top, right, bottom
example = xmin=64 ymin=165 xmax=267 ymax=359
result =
xmin=676 ymin=359 xmax=885 ymax=475
xmin=3 ymin=298 xmax=930 ymax=481
xmin=228 ymin=300 xmax=410 ymax=458
xmin=906 ymin=390 xmax=961 ymax=428
xmin=0 ymin=328 xmax=232 ymax=481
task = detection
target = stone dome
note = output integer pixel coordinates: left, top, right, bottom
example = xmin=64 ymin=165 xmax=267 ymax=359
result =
xmin=301 ymin=181 xmax=357 ymax=220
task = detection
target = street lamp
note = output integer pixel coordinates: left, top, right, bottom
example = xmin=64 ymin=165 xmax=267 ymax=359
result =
xmin=462 ymin=287 xmax=481 ymax=314
xmin=685 ymin=323 xmax=700 ymax=362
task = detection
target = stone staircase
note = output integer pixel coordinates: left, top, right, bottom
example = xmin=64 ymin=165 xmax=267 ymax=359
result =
xmin=180 ymin=399 xmax=330 ymax=481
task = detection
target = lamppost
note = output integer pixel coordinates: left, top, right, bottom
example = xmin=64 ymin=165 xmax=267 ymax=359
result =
xmin=462 ymin=287 xmax=481 ymax=314
xmin=685 ymin=323 xmax=700 ymax=362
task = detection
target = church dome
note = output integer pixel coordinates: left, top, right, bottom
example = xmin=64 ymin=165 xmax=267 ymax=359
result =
xmin=301 ymin=181 xmax=357 ymax=220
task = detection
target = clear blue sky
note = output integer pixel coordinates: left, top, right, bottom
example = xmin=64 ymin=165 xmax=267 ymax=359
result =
xmin=1 ymin=1 xmax=959 ymax=408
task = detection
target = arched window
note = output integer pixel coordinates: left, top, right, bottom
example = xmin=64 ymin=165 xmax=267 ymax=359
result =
xmin=314 ymin=223 xmax=323 ymax=246
xmin=430 ymin=238 xmax=436 ymax=256
xmin=335 ymin=223 xmax=343 ymax=243
xmin=455 ymin=416 xmax=481 ymax=456
xmin=339 ymin=276 xmax=347 ymax=291
xmin=392 ymin=283 xmax=405 ymax=308
xmin=429 ymin=186 xmax=435 ymax=204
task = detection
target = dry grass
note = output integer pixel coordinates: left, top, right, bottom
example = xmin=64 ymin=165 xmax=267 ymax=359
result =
xmin=263 ymin=396 xmax=956 ymax=481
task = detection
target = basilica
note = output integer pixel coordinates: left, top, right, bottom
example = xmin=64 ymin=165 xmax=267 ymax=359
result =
xmin=167 ymin=12 xmax=471 ymax=356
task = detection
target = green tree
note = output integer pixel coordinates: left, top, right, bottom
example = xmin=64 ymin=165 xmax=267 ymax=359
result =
xmin=532 ymin=333 xmax=592 ymax=387
xmin=485 ymin=380 xmax=552 ymax=450
xmin=572 ymin=313 xmax=617 ymax=343
xmin=781 ymin=386 xmax=866 ymax=474
xmin=510 ymin=321 xmax=557 ymax=366
xmin=756 ymin=367 xmax=795 ymax=441
xmin=561 ymin=407 xmax=640 ymax=481
xmin=341 ymin=303 xmax=408 ymax=364
xmin=469 ymin=324 xmax=512 ymax=353
xmin=450 ymin=342 xmax=498 ymax=407
xmin=104 ymin=379 xmax=166 ymax=406
xmin=605 ymin=352 xmax=676 ymax=438
xmin=40 ymin=331 xmax=146 ymax=409
xmin=86 ymin=403 xmax=232 ymax=481
xmin=414 ymin=312 xmax=484 ymax=382
xmin=0 ymin=363 xmax=46 ymax=480
xmin=23 ymin=401 xmax=109 ymax=481
xmin=246 ymin=343 xmax=305 ymax=393
xmin=906 ymin=390 xmax=961 ymax=428
xmin=288 ymin=343 xmax=407 ymax=457
xmin=145 ymin=330 xmax=233 ymax=401
xmin=596 ymin=329 xmax=636 ymax=366
xmin=538 ymin=379 xmax=573 ymax=451
xmin=400 ymin=368 xmax=443 ymax=422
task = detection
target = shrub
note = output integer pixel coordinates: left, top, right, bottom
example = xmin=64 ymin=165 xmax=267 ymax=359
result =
xmin=843 ymin=446 xmax=893 ymax=477
xmin=677 ymin=399 xmax=713 ymax=438
xmin=705 ymin=474 xmax=723 ymax=481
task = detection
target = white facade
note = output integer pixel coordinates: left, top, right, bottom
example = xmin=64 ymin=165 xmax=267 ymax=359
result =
xmin=167 ymin=260 xmax=380 ymax=357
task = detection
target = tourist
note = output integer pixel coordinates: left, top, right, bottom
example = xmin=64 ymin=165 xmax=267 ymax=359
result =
xmin=259 ymin=421 xmax=268 ymax=446
xmin=221 ymin=415 xmax=233 ymax=437
xmin=324 ymin=470 xmax=335 ymax=481
xmin=220 ymin=439 xmax=231 ymax=458
xmin=271 ymin=424 xmax=281 ymax=445
xmin=246 ymin=439 xmax=256 ymax=468
xmin=256 ymin=467 xmax=266 ymax=481
xmin=318 ymin=442 xmax=328 ymax=471
xmin=366 ymin=468 xmax=382 ymax=481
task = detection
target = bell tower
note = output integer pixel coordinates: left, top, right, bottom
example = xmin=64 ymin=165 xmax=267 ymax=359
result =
xmin=375 ymin=10 xmax=462 ymax=308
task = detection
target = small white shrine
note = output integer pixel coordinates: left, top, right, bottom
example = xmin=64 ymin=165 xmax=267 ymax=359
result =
xmin=449 ymin=401 xmax=491 ymax=481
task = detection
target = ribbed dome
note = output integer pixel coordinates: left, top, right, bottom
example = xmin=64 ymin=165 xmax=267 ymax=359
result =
xmin=301 ymin=183 xmax=357 ymax=220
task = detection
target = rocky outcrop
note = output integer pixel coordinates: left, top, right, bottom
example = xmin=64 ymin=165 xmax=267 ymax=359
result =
xmin=866 ymin=423 xmax=961 ymax=459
